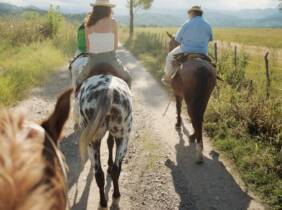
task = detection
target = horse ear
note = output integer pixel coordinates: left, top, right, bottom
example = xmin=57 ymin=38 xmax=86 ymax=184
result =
xmin=41 ymin=88 xmax=73 ymax=144
xmin=166 ymin=31 xmax=173 ymax=39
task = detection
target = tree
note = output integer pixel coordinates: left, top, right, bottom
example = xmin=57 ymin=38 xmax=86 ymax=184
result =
xmin=46 ymin=5 xmax=62 ymax=38
xmin=127 ymin=0 xmax=154 ymax=37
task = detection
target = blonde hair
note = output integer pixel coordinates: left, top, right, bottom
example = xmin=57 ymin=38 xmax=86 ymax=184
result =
xmin=0 ymin=110 xmax=67 ymax=210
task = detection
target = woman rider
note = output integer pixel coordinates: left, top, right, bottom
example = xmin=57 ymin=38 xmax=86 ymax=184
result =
xmin=77 ymin=0 xmax=132 ymax=87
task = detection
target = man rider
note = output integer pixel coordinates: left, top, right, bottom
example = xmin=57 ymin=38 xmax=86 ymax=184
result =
xmin=162 ymin=6 xmax=213 ymax=84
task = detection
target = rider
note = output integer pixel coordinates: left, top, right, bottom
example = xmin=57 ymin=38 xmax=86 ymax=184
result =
xmin=77 ymin=0 xmax=132 ymax=87
xmin=162 ymin=5 xmax=213 ymax=84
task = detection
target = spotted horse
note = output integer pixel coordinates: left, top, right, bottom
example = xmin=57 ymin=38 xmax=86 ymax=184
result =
xmin=69 ymin=57 xmax=133 ymax=210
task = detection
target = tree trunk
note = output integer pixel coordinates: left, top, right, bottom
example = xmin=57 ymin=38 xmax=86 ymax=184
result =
xmin=129 ymin=0 xmax=134 ymax=37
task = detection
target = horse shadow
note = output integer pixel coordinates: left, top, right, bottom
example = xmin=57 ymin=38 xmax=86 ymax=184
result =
xmin=165 ymin=124 xmax=254 ymax=210
xmin=60 ymin=131 xmax=93 ymax=210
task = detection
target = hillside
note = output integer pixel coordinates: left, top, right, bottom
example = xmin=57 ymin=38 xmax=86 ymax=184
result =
xmin=0 ymin=2 xmax=45 ymax=15
xmin=117 ymin=9 xmax=282 ymax=27
xmin=1 ymin=2 xmax=282 ymax=27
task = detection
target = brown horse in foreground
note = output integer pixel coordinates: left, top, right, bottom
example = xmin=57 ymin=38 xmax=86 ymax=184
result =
xmin=0 ymin=89 xmax=72 ymax=210
xmin=166 ymin=32 xmax=216 ymax=163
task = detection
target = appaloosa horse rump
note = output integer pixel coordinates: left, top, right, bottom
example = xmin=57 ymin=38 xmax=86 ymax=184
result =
xmin=69 ymin=58 xmax=133 ymax=210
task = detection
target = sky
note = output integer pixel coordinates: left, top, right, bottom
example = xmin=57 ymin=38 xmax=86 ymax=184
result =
xmin=1 ymin=0 xmax=279 ymax=13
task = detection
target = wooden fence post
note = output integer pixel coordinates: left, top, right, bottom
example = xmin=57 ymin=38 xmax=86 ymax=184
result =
xmin=214 ymin=42 xmax=218 ymax=63
xmin=234 ymin=45 xmax=237 ymax=71
xmin=264 ymin=52 xmax=271 ymax=98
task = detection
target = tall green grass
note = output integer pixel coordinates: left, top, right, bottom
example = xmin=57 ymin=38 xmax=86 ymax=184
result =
xmin=0 ymin=42 xmax=66 ymax=105
xmin=0 ymin=8 xmax=76 ymax=106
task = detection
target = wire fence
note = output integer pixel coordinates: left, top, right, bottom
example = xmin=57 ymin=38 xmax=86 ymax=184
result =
xmin=136 ymin=31 xmax=282 ymax=97
xmin=210 ymin=42 xmax=282 ymax=96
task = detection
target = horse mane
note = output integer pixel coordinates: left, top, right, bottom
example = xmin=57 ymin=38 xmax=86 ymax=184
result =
xmin=0 ymin=110 xmax=66 ymax=210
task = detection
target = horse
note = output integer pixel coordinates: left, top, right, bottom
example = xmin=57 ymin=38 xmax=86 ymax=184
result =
xmin=0 ymin=89 xmax=72 ymax=210
xmin=166 ymin=32 xmax=217 ymax=164
xmin=69 ymin=56 xmax=133 ymax=210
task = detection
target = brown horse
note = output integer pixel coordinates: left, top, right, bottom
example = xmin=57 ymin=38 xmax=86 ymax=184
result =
xmin=0 ymin=89 xmax=72 ymax=210
xmin=166 ymin=32 xmax=216 ymax=163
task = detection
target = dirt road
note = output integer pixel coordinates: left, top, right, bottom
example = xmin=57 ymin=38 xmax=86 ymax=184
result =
xmin=14 ymin=48 xmax=266 ymax=210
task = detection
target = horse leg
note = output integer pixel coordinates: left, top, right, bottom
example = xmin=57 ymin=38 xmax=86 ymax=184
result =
xmin=192 ymin=116 xmax=204 ymax=164
xmin=105 ymin=134 xmax=114 ymax=201
xmin=88 ymin=141 xmax=108 ymax=210
xmin=73 ymin=99 xmax=80 ymax=131
xmin=175 ymin=95 xmax=183 ymax=130
xmin=186 ymin=102 xmax=196 ymax=143
xmin=110 ymin=136 xmax=129 ymax=208
xmin=187 ymin=98 xmax=207 ymax=164
xmin=107 ymin=134 xmax=114 ymax=173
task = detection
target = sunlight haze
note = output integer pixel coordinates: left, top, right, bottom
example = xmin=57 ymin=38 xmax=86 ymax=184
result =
xmin=1 ymin=0 xmax=279 ymax=13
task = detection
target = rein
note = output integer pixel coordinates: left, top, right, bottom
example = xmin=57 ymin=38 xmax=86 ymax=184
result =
xmin=44 ymin=131 xmax=69 ymax=210
xmin=24 ymin=122 xmax=69 ymax=210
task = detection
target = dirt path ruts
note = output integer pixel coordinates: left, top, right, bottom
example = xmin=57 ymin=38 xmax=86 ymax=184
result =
xmin=13 ymin=48 xmax=266 ymax=210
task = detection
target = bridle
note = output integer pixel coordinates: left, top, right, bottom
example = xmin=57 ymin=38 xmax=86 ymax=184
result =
xmin=24 ymin=122 xmax=69 ymax=210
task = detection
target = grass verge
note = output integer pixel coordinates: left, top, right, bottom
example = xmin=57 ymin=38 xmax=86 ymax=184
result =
xmin=0 ymin=10 xmax=76 ymax=106
xmin=0 ymin=42 xmax=67 ymax=105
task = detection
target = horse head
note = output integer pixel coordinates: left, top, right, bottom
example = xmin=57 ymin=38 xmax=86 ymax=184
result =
xmin=166 ymin=31 xmax=179 ymax=52
xmin=0 ymin=89 xmax=72 ymax=210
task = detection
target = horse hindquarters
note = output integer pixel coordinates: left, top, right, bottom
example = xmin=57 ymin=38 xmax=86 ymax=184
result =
xmin=78 ymin=75 xmax=132 ymax=209
xmin=186 ymin=66 xmax=216 ymax=163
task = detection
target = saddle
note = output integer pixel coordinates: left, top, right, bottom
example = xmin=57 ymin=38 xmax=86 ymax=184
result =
xmin=173 ymin=53 xmax=216 ymax=68
xmin=75 ymin=63 xmax=118 ymax=96
xmin=172 ymin=53 xmax=223 ymax=81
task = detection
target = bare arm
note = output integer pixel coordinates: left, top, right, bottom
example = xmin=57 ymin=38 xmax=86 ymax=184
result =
xmin=113 ymin=20 xmax=118 ymax=50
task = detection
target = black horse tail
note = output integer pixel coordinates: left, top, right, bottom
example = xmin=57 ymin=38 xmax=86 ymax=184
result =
xmin=190 ymin=66 xmax=214 ymax=134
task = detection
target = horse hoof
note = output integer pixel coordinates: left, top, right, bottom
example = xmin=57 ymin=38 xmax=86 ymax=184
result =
xmin=97 ymin=206 xmax=108 ymax=210
xmin=196 ymin=156 xmax=204 ymax=164
xmin=111 ymin=197 xmax=120 ymax=207
xmin=196 ymin=144 xmax=204 ymax=164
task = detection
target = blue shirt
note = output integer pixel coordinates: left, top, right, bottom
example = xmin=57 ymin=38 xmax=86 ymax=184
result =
xmin=175 ymin=16 xmax=213 ymax=55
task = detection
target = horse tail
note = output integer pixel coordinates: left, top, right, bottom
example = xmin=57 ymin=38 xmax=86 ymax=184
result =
xmin=191 ymin=66 xmax=213 ymax=129
xmin=79 ymin=89 xmax=112 ymax=164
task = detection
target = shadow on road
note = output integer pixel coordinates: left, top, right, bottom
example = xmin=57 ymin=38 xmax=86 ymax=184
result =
xmin=71 ymin=169 xmax=93 ymax=210
xmin=166 ymin=124 xmax=253 ymax=210
xmin=61 ymin=132 xmax=82 ymax=188
xmin=60 ymin=131 xmax=94 ymax=210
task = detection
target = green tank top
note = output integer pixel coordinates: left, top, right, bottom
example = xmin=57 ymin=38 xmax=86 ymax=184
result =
xmin=77 ymin=24 xmax=87 ymax=53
